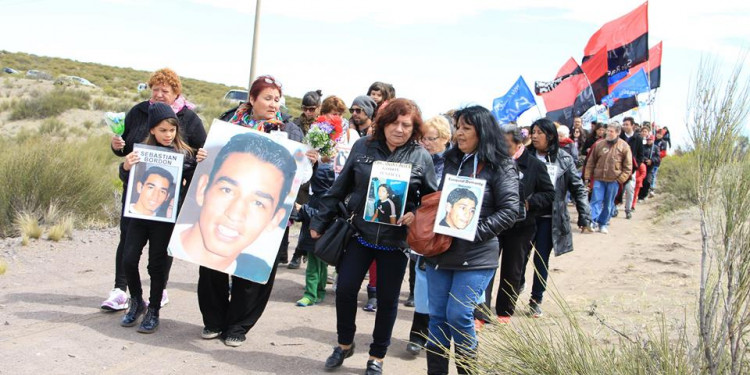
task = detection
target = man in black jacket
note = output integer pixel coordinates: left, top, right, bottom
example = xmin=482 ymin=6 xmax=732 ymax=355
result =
xmin=616 ymin=117 xmax=643 ymax=217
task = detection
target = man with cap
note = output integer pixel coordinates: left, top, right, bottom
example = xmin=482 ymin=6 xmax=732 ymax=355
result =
xmin=350 ymin=95 xmax=377 ymax=137
xmin=294 ymin=90 xmax=323 ymax=134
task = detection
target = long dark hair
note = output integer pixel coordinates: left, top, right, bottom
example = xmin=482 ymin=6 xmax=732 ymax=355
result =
xmin=453 ymin=106 xmax=510 ymax=167
xmin=529 ymin=118 xmax=560 ymax=162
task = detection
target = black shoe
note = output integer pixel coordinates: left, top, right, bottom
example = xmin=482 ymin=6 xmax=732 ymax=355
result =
xmin=137 ymin=306 xmax=159 ymax=333
xmin=427 ymin=350 xmax=449 ymax=375
xmin=406 ymin=342 xmax=422 ymax=356
xmin=201 ymin=327 xmax=222 ymax=339
xmin=404 ymin=293 xmax=415 ymax=307
xmin=612 ymin=207 xmax=619 ymax=217
xmin=324 ymin=343 xmax=355 ymax=370
xmin=224 ymin=335 xmax=246 ymax=347
xmin=365 ymin=359 xmax=383 ymax=375
xmin=120 ymin=298 xmax=145 ymax=327
xmin=626 ymin=211 xmax=633 ymax=220
xmin=288 ymin=255 xmax=301 ymax=269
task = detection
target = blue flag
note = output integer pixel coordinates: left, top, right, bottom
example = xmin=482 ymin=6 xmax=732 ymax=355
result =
xmin=602 ymin=68 xmax=650 ymax=107
xmin=492 ymin=76 xmax=537 ymax=124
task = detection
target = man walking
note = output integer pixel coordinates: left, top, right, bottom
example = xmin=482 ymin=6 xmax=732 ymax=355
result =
xmin=584 ymin=121 xmax=632 ymax=234
xmin=617 ymin=117 xmax=643 ymax=218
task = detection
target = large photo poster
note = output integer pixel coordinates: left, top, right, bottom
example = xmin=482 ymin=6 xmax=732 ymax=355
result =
xmin=433 ymin=174 xmax=486 ymax=241
xmin=123 ymin=144 xmax=184 ymax=223
xmin=363 ymin=161 xmax=411 ymax=226
xmin=168 ymin=120 xmax=311 ymax=284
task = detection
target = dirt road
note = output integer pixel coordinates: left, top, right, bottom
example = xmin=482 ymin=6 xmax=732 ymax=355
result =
xmin=0 ymin=200 xmax=700 ymax=374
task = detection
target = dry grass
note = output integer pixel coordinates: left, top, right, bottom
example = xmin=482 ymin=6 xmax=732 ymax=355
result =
xmin=0 ymin=257 xmax=7 ymax=275
xmin=14 ymin=211 xmax=42 ymax=239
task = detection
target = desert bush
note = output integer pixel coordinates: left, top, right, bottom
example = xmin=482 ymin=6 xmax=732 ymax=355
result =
xmin=91 ymin=97 xmax=109 ymax=110
xmin=14 ymin=211 xmax=42 ymax=239
xmin=47 ymin=214 xmax=74 ymax=241
xmin=0 ymin=98 xmax=18 ymax=111
xmin=38 ymin=118 xmax=66 ymax=135
xmin=656 ymin=153 xmax=700 ymax=215
xmin=83 ymin=120 xmax=93 ymax=130
xmin=0 ymin=134 xmax=120 ymax=237
xmin=9 ymin=88 xmax=90 ymax=120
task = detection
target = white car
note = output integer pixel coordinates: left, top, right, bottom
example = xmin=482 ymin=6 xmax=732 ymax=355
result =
xmin=69 ymin=76 xmax=96 ymax=87
xmin=223 ymin=89 xmax=249 ymax=105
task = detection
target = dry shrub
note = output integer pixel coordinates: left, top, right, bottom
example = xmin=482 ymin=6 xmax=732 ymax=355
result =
xmin=14 ymin=211 xmax=41 ymax=239
xmin=9 ymin=88 xmax=90 ymax=120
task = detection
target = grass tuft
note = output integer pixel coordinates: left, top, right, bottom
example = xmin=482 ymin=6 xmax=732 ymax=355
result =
xmin=14 ymin=211 xmax=42 ymax=239
xmin=9 ymin=88 xmax=90 ymax=120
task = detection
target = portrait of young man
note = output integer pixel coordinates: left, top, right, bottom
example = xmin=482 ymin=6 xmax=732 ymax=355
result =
xmin=128 ymin=166 xmax=175 ymax=218
xmin=439 ymin=187 xmax=478 ymax=230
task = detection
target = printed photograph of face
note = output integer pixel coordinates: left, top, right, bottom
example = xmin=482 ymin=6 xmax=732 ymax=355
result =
xmin=129 ymin=166 xmax=175 ymax=218
xmin=178 ymin=131 xmax=297 ymax=274
xmin=439 ymin=187 xmax=478 ymax=230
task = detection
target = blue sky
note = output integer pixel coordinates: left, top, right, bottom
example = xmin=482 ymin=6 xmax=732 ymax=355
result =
xmin=2 ymin=0 xmax=749 ymax=146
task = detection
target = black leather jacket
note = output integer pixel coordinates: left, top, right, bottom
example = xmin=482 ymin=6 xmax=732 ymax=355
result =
xmin=311 ymin=136 xmax=437 ymax=249
xmin=426 ymin=149 xmax=520 ymax=270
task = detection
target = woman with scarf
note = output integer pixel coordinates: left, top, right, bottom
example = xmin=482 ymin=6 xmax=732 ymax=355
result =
xmin=198 ymin=75 xmax=309 ymax=347
xmin=102 ymin=68 xmax=206 ymax=312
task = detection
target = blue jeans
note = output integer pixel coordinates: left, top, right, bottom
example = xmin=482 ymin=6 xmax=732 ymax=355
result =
xmin=651 ymin=165 xmax=660 ymax=188
xmin=426 ymin=266 xmax=495 ymax=352
xmin=590 ymin=180 xmax=619 ymax=226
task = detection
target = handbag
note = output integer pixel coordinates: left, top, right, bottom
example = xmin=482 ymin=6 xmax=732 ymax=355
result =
xmin=407 ymin=191 xmax=452 ymax=257
xmin=313 ymin=202 xmax=357 ymax=266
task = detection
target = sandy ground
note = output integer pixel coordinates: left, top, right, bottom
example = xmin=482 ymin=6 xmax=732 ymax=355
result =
xmin=0 ymin=199 xmax=701 ymax=374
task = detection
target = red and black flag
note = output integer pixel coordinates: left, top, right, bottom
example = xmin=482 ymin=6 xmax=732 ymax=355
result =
xmin=608 ymin=96 xmax=638 ymax=117
xmin=584 ymin=2 xmax=649 ymax=79
xmin=581 ymin=47 xmax=609 ymax=104
xmin=540 ymin=59 xmax=596 ymax=127
xmin=605 ymin=41 xmax=663 ymax=116
xmin=647 ymin=41 xmax=661 ymax=89
xmin=534 ymin=58 xmax=582 ymax=95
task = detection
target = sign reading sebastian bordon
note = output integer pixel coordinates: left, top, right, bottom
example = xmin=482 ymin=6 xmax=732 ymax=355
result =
xmin=168 ymin=120 xmax=311 ymax=284
xmin=123 ymin=144 xmax=184 ymax=223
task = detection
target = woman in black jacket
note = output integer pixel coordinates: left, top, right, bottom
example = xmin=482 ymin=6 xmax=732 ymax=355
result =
xmin=475 ymin=124 xmax=555 ymax=325
xmin=102 ymin=68 xmax=206 ymax=312
xmin=424 ymin=106 xmax=520 ymax=375
xmin=525 ymin=118 xmax=591 ymax=318
xmin=310 ymin=99 xmax=437 ymax=375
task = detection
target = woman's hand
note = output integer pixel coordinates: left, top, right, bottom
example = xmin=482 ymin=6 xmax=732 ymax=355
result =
xmin=398 ymin=212 xmax=415 ymax=226
xmin=123 ymin=151 xmax=140 ymax=171
xmin=306 ymin=149 xmax=319 ymax=165
xmin=310 ymin=229 xmax=321 ymax=239
xmin=196 ymin=148 xmax=208 ymax=163
xmin=111 ymin=135 xmax=125 ymax=151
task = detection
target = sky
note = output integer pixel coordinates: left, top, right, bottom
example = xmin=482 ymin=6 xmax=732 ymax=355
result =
xmin=2 ymin=0 xmax=750 ymax=147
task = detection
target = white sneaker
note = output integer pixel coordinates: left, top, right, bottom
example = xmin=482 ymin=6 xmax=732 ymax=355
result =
xmin=144 ymin=289 xmax=170 ymax=308
xmin=101 ymin=288 xmax=129 ymax=311
xmin=599 ymin=226 xmax=609 ymax=234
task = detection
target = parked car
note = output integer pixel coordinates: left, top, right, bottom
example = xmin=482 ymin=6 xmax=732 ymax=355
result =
xmin=26 ymin=70 xmax=53 ymax=80
xmin=223 ymin=89 xmax=248 ymax=105
xmin=3 ymin=67 xmax=19 ymax=74
xmin=137 ymin=82 xmax=148 ymax=92
xmin=54 ymin=75 xmax=96 ymax=87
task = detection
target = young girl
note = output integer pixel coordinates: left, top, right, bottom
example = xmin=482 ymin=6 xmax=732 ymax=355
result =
xmin=119 ymin=102 xmax=206 ymax=333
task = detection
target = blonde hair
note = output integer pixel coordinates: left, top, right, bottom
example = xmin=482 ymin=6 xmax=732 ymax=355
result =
xmin=321 ymin=96 xmax=347 ymax=115
xmin=423 ymin=115 xmax=451 ymax=141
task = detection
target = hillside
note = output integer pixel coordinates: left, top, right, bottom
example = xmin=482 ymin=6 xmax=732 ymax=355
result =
xmin=0 ymin=50 xmax=303 ymax=137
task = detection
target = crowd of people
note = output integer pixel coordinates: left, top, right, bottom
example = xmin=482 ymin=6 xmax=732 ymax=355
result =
xmin=100 ymin=68 xmax=669 ymax=375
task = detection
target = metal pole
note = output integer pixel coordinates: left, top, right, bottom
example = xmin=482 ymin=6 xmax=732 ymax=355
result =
xmin=248 ymin=0 xmax=262 ymax=90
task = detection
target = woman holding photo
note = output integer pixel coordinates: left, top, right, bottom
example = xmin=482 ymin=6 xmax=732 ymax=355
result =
xmin=118 ymin=102 xmax=207 ymax=333
xmin=310 ymin=98 xmax=437 ymax=375
xmin=102 ymin=68 xmax=206 ymax=312
xmin=424 ymin=106 xmax=520 ymax=375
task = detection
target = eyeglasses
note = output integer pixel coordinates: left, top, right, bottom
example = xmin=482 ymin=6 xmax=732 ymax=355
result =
xmin=422 ymin=136 xmax=440 ymax=142
xmin=301 ymin=106 xmax=317 ymax=112
xmin=261 ymin=76 xmax=282 ymax=89
xmin=349 ymin=107 xmax=363 ymax=114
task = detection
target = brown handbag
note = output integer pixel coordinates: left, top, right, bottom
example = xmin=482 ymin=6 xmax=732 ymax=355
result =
xmin=407 ymin=191 xmax=452 ymax=257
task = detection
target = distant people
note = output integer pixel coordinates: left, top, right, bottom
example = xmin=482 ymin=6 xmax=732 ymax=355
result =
xmin=424 ymin=106 xmax=520 ymax=375
xmin=652 ymin=129 xmax=669 ymax=189
xmin=584 ymin=121 xmax=632 ymax=234
xmin=557 ymin=125 xmax=578 ymax=162
xmin=294 ymin=90 xmax=323 ymax=134
xmin=102 ymin=68 xmax=206 ymax=312
xmin=524 ymin=118 xmax=591 ymax=318
xmin=119 ymin=102 xmax=206 ymax=333
xmin=367 ymin=81 xmax=395 ymax=116
xmin=581 ymin=122 xmax=605 ymax=158
xmin=198 ymin=75 xmax=311 ymax=348
xmin=310 ymin=98 xmax=437 ymax=374
xmin=438 ymin=188 xmax=478 ymax=230
xmin=349 ymin=95 xmax=378 ymax=137
xmin=616 ymin=116 xmax=643 ymax=218
xmin=638 ymin=134 xmax=661 ymax=201
xmin=474 ymin=124 xmax=554 ymax=326
xmin=128 ymin=167 xmax=174 ymax=217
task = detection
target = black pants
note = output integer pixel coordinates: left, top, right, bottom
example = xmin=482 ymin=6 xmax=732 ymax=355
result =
xmin=638 ymin=166 xmax=654 ymax=200
xmin=476 ymin=223 xmax=536 ymax=320
xmin=277 ymin=227 xmax=290 ymax=263
xmin=409 ymin=311 xmax=429 ymax=345
xmin=198 ymin=248 xmax=281 ymax=339
xmin=335 ymin=240 xmax=408 ymax=358
xmin=408 ymin=257 xmax=417 ymax=296
xmin=113 ymin=191 xmax=130 ymax=291
xmin=122 ymin=219 xmax=174 ymax=308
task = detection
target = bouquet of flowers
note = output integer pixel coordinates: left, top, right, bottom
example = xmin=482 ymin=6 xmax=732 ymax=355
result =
xmin=104 ymin=112 xmax=125 ymax=136
xmin=305 ymin=115 xmax=344 ymax=158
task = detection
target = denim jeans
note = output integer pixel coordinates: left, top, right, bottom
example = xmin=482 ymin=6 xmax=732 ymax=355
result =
xmin=590 ymin=180 xmax=620 ymax=226
xmin=651 ymin=165 xmax=660 ymax=188
xmin=426 ymin=265 xmax=495 ymax=353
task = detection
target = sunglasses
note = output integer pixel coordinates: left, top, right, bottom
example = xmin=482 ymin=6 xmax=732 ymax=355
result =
xmin=349 ymin=107 xmax=363 ymax=114
xmin=302 ymin=106 xmax=317 ymax=112
xmin=261 ymin=76 xmax=282 ymax=88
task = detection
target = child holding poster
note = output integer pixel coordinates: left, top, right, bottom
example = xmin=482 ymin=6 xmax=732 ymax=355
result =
xmin=118 ymin=102 xmax=207 ymax=334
